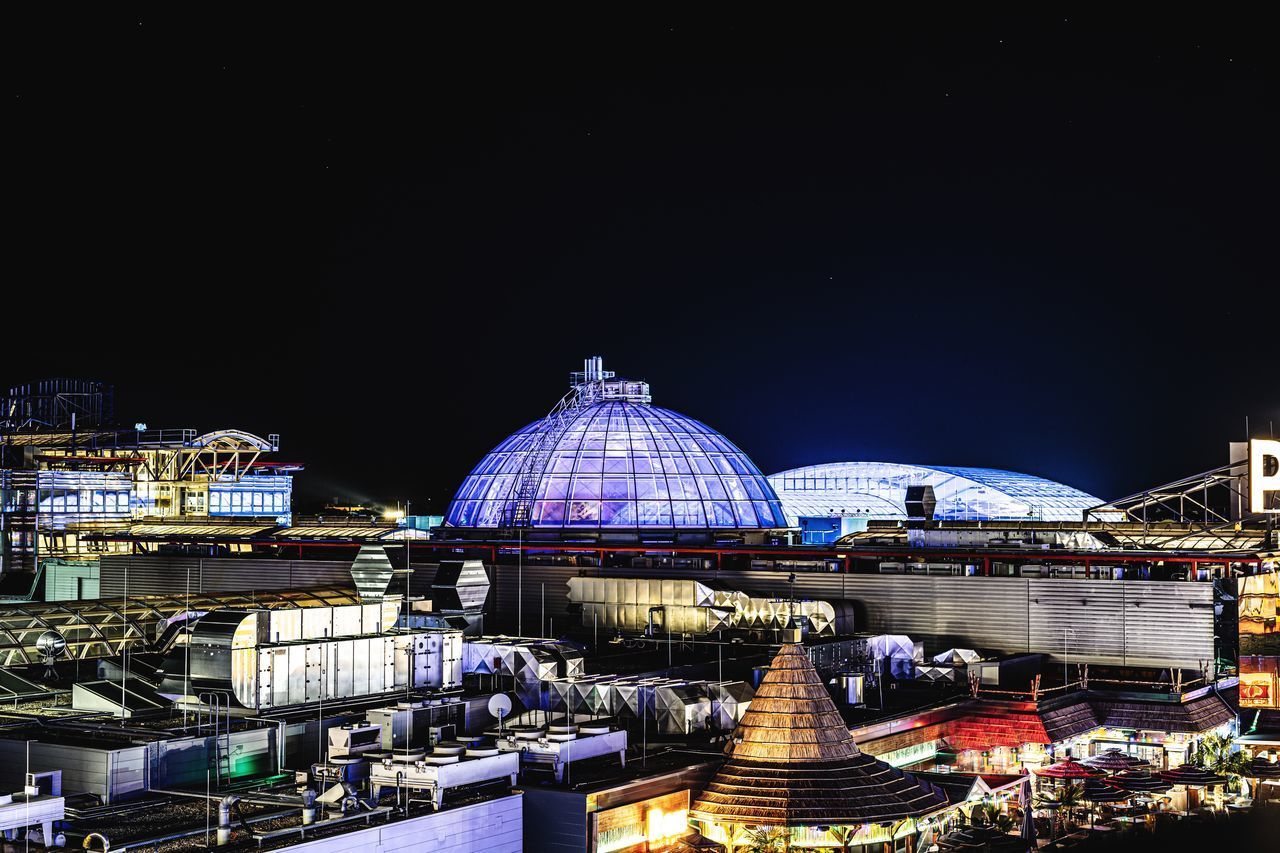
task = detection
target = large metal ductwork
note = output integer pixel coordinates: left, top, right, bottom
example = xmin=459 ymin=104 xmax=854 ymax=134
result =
xmin=541 ymin=675 xmax=753 ymax=735
xmin=350 ymin=544 xmax=396 ymax=602
xmin=566 ymin=577 xmax=852 ymax=637
xmin=905 ymin=484 xmax=937 ymax=524
xmin=155 ymin=603 xmax=462 ymax=711
xmin=461 ymin=637 xmax=584 ymax=707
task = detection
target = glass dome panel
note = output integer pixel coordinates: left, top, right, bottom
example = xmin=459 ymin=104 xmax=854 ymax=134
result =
xmin=767 ymin=461 xmax=1100 ymax=524
xmin=445 ymin=400 xmax=787 ymax=529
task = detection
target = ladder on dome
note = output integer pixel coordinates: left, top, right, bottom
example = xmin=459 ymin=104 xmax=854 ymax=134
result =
xmin=502 ymin=388 xmax=583 ymax=528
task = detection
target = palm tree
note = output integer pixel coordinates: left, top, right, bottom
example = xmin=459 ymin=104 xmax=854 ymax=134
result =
xmin=1035 ymin=781 xmax=1087 ymax=836
xmin=969 ymin=802 xmax=997 ymax=825
xmin=970 ymin=802 xmax=1017 ymax=834
xmin=746 ymin=826 xmax=789 ymax=853
xmin=1193 ymin=733 xmax=1249 ymax=793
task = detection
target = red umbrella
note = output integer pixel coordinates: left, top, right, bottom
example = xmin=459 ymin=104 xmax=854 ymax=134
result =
xmin=1034 ymin=759 xmax=1104 ymax=779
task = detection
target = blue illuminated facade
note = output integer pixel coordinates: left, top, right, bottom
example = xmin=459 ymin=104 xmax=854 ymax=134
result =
xmin=445 ymin=361 xmax=788 ymax=532
xmin=769 ymin=462 xmax=1101 ymax=525
xmin=209 ymin=475 xmax=293 ymax=519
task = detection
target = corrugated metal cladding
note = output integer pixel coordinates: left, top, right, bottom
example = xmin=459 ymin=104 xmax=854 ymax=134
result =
xmin=279 ymin=794 xmax=523 ymax=853
xmin=0 ymin=729 xmax=277 ymax=803
xmin=487 ymin=565 xmax=1214 ymax=670
xmin=99 ymin=556 xmax=354 ymax=597
xmin=97 ymin=555 xmax=442 ymax=599
xmin=0 ymin=740 xmax=145 ymax=804
xmin=520 ymin=786 xmax=589 ymax=853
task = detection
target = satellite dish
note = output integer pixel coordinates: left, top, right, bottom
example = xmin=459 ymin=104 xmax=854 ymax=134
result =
xmin=36 ymin=630 xmax=67 ymax=662
xmin=488 ymin=693 xmax=512 ymax=719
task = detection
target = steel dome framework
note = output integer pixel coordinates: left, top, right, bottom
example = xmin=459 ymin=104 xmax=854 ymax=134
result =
xmin=769 ymin=461 xmax=1101 ymax=524
xmin=445 ymin=359 xmax=787 ymax=531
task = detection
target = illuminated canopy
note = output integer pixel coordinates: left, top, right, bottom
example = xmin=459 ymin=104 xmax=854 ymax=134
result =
xmin=445 ymin=359 xmax=787 ymax=531
xmin=768 ymin=461 xmax=1101 ymax=524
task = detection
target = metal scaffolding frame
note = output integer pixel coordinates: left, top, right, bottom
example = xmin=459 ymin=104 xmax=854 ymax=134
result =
xmin=1084 ymin=461 xmax=1271 ymax=550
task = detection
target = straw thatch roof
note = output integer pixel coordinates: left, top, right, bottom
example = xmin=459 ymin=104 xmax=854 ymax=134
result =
xmin=1091 ymin=693 xmax=1234 ymax=733
xmin=689 ymin=643 xmax=948 ymax=827
xmin=1037 ymin=698 xmax=1100 ymax=742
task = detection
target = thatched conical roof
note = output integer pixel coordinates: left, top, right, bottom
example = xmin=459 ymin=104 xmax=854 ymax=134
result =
xmin=689 ymin=643 xmax=948 ymax=827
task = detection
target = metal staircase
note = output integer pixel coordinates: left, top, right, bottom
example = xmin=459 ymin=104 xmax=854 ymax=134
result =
xmin=502 ymin=388 xmax=583 ymax=528
xmin=502 ymin=357 xmax=650 ymax=529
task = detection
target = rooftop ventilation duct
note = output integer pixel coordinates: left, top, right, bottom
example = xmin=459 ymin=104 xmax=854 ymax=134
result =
xmin=905 ymin=484 xmax=937 ymax=527
xmin=350 ymin=544 xmax=396 ymax=602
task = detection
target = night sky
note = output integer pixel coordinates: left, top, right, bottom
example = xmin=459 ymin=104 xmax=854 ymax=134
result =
xmin=10 ymin=11 xmax=1277 ymax=513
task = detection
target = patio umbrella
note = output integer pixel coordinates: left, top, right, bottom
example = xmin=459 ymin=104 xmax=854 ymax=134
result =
xmin=1159 ymin=764 xmax=1228 ymax=787
xmin=1246 ymin=757 xmax=1280 ymax=779
xmin=1033 ymin=759 xmax=1104 ymax=779
xmin=936 ymin=825 xmax=1027 ymax=851
xmin=1111 ymin=769 xmax=1172 ymax=793
xmin=1020 ymin=777 xmax=1037 ymax=847
xmin=1083 ymin=749 xmax=1150 ymax=772
xmin=1082 ymin=779 xmax=1130 ymax=803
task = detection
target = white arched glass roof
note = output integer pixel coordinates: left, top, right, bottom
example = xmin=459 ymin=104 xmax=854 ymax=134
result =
xmin=767 ymin=461 xmax=1101 ymax=524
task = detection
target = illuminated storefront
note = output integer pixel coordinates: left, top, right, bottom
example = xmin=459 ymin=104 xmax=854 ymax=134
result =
xmin=1240 ymin=571 xmax=1280 ymax=711
xmin=593 ymin=791 xmax=690 ymax=853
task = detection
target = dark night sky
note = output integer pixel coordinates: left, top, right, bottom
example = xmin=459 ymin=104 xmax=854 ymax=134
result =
xmin=9 ymin=11 xmax=1278 ymax=513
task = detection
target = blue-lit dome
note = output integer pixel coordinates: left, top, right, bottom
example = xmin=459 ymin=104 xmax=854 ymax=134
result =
xmin=768 ymin=461 xmax=1102 ymax=524
xmin=445 ymin=359 xmax=787 ymax=531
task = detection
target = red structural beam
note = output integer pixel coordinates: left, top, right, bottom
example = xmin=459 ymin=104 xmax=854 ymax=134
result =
xmin=89 ymin=534 xmax=1258 ymax=573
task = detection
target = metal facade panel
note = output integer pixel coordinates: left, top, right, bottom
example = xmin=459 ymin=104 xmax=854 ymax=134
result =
xmin=490 ymin=564 xmax=1214 ymax=669
xmin=100 ymin=555 xmax=354 ymax=597
xmin=272 ymin=794 xmax=523 ymax=853
xmin=1123 ymin=580 xmax=1214 ymax=669
xmin=521 ymin=786 xmax=588 ymax=853
xmin=1028 ymin=579 xmax=1127 ymax=665
xmin=0 ymin=741 xmax=109 ymax=801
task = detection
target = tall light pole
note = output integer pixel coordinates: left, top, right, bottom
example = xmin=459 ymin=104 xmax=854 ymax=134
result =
xmin=1063 ymin=627 xmax=1076 ymax=689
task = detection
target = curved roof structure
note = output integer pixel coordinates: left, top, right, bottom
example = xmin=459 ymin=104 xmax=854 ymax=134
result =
xmin=689 ymin=642 xmax=948 ymax=832
xmin=445 ymin=359 xmax=787 ymax=531
xmin=769 ymin=461 xmax=1101 ymax=524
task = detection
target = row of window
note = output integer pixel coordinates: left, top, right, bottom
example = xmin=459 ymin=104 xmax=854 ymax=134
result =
xmin=209 ymin=488 xmax=291 ymax=515
xmin=37 ymin=489 xmax=133 ymax=515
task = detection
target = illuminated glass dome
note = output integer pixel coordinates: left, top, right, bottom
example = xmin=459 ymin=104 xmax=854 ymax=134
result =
xmin=769 ymin=461 xmax=1101 ymax=524
xmin=445 ymin=358 xmax=787 ymax=532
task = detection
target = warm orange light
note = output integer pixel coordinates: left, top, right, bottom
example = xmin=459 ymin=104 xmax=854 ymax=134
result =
xmin=646 ymin=807 xmax=689 ymax=843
